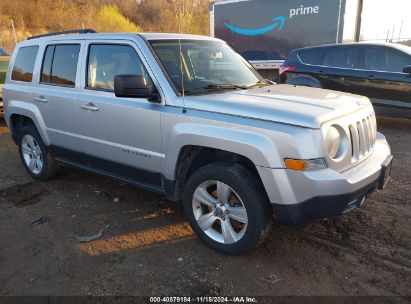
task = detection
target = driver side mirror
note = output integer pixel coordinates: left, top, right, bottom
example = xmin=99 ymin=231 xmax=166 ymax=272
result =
xmin=114 ymin=75 xmax=160 ymax=102
xmin=403 ymin=65 xmax=411 ymax=74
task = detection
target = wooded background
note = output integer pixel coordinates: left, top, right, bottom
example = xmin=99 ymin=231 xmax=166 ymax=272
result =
xmin=0 ymin=0 xmax=211 ymax=52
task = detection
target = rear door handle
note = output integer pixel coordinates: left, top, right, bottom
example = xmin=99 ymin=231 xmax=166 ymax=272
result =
xmin=34 ymin=96 xmax=48 ymax=103
xmin=80 ymin=103 xmax=99 ymax=112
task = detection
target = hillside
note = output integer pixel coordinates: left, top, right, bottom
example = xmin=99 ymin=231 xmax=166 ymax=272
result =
xmin=0 ymin=0 xmax=210 ymax=52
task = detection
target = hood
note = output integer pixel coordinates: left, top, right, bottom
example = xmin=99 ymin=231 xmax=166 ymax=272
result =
xmin=184 ymin=84 xmax=371 ymax=128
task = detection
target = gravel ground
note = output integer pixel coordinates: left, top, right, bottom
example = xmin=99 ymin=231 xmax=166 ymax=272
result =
xmin=0 ymin=118 xmax=410 ymax=297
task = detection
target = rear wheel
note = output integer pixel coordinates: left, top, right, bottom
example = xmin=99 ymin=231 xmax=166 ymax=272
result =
xmin=182 ymin=163 xmax=272 ymax=255
xmin=18 ymin=125 xmax=60 ymax=181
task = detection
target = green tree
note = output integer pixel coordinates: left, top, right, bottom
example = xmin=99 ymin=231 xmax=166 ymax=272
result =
xmin=94 ymin=5 xmax=140 ymax=32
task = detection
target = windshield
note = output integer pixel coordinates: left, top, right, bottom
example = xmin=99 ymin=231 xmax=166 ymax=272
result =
xmin=149 ymin=39 xmax=267 ymax=95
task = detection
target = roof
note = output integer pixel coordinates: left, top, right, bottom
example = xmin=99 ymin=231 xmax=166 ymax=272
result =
xmin=294 ymin=42 xmax=411 ymax=55
xmin=24 ymin=31 xmax=219 ymax=43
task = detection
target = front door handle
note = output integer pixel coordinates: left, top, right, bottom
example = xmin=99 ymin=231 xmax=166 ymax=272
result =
xmin=34 ymin=96 xmax=48 ymax=103
xmin=80 ymin=103 xmax=99 ymax=112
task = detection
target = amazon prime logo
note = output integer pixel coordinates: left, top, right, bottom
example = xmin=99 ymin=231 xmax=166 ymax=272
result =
xmin=224 ymin=5 xmax=320 ymax=36
xmin=224 ymin=16 xmax=285 ymax=36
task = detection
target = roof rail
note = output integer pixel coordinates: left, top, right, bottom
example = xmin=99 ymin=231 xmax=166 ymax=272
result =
xmin=27 ymin=29 xmax=97 ymax=40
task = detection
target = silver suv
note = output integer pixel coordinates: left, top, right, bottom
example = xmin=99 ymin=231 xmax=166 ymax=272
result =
xmin=3 ymin=30 xmax=393 ymax=255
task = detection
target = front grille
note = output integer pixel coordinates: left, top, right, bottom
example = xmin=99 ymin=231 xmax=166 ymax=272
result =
xmin=348 ymin=113 xmax=377 ymax=162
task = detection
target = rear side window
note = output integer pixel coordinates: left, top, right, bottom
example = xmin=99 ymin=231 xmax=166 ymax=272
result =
xmin=11 ymin=46 xmax=39 ymax=82
xmin=297 ymin=48 xmax=324 ymax=65
xmin=322 ymin=47 xmax=359 ymax=69
xmin=40 ymin=44 xmax=80 ymax=86
xmin=86 ymin=44 xmax=151 ymax=91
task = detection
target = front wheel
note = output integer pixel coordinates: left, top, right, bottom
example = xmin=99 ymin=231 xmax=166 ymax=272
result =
xmin=182 ymin=163 xmax=272 ymax=255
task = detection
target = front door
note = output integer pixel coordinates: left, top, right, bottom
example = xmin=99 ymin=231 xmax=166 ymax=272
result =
xmin=76 ymin=40 xmax=163 ymax=190
xmin=358 ymin=45 xmax=411 ymax=109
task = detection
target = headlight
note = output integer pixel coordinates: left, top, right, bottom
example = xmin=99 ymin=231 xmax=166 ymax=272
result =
xmin=326 ymin=125 xmax=346 ymax=159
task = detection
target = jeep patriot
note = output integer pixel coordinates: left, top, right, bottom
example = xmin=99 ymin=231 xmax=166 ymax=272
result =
xmin=3 ymin=30 xmax=393 ymax=254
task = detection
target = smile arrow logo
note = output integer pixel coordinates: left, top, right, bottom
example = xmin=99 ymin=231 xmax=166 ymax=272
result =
xmin=224 ymin=16 xmax=286 ymax=36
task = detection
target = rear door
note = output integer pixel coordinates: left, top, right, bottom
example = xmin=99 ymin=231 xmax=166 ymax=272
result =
xmin=358 ymin=45 xmax=411 ymax=108
xmin=314 ymin=45 xmax=364 ymax=95
xmin=32 ymin=40 xmax=84 ymax=149
xmin=75 ymin=40 xmax=163 ymax=190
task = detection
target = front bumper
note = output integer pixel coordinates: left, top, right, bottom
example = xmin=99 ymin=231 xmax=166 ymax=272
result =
xmin=271 ymin=171 xmax=383 ymax=225
xmin=257 ymin=132 xmax=392 ymax=225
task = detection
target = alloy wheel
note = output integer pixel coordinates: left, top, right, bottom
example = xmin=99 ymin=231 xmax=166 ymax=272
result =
xmin=192 ymin=180 xmax=248 ymax=244
xmin=21 ymin=134 xmax=43 ymax=174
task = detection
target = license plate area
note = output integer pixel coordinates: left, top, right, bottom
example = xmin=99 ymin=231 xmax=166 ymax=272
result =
xmin=378 ymin=155 xmax=393 ymax=189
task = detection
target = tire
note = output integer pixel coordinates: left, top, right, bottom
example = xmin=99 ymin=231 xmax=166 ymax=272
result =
xmin=182 ymin=163 xmax=272 ymax=255
xmin=17 ymin=124 xmax=60 ymax=181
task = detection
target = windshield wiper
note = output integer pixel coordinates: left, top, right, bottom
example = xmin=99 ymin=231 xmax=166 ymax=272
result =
xmin=183 ymin=83 xmax=248 ymax=95
xmin=246 ymin=79 xmax=274 ymax=89
xmin=204 ymin=83 xmax=249 ymax=90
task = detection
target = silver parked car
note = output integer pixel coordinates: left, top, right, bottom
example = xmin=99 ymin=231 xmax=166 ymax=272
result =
xmin=3 ymin=30 xmax=393 ymax=255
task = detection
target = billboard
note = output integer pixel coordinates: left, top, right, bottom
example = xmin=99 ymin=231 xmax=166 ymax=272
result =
xmin=212 ymin=0 xmax=346 ymax=60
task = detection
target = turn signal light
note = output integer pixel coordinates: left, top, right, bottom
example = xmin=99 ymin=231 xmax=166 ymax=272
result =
xmin=284 ymin=159 xmax=305 ymax=171
xmin=284 ymin=158 xmax=327 ymax=171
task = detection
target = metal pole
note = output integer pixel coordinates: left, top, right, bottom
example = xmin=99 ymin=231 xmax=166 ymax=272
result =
xmin=398 ymin=19 xmax=403 ymax=41
xmin=354 ymin=0 xmax=363 ymax=42
xmin=391 ymin=24 xmax=395 ymax=42
xmin=11 ymin=19 xmax=18 ymax=45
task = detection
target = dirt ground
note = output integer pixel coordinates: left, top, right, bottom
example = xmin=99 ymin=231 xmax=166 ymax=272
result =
xmin=0 ymin=118 xmax=410 ymax=297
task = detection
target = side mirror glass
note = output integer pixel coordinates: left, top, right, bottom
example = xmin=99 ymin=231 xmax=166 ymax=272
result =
xmin=114 ymin=75 xmax=160 ymax=102
xmin=403 ymin=65 xmax=411 ymax=74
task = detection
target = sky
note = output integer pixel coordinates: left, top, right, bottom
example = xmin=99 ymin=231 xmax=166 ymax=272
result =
xmin=344 ymin=0 xmax=411 ymax=41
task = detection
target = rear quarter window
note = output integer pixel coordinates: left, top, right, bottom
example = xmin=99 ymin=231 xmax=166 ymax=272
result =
xmin=297 ymin=48 xmax=324 ymax=65
xmin=11 ymin=46 xmax=39 ymax=82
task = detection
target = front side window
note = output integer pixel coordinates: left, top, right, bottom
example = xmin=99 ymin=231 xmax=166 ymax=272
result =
xmin=86 ymin=44 xmax=151 ymax=91
xmin=364 ymin=47 xmax=411 ymax=73
xmin=11 ymin=46 xmax=39 ymax=82
xmin=40 ymin=44 xmax=80 ymax=86
xmin=149 ymin=39 xmax=266 ymax=95
xmin=322 ymin=47 xmax=359 ymax=69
